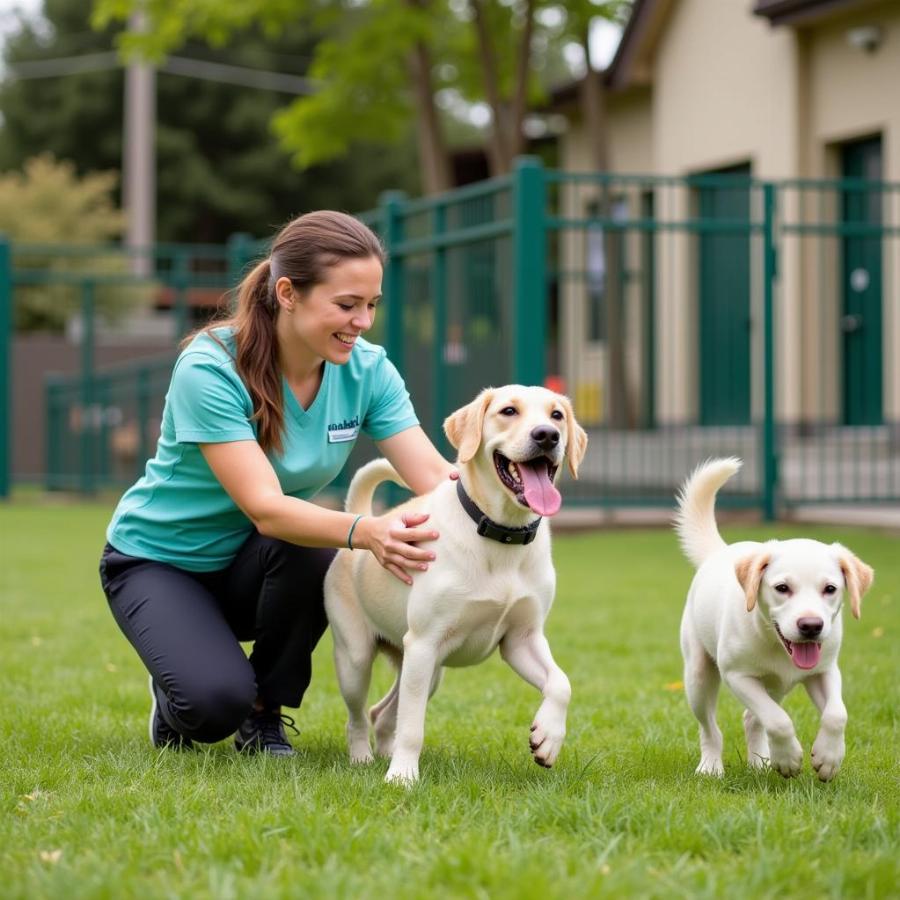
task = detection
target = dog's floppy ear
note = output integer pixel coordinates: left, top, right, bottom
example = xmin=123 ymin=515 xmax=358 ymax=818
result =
xmin=558 ymin=395 xmax=588 ymax=479
xmin=832 ymin=544 xmax=874 ymax=620
xmin=443 ymin=388 xmax=494 ymax=464
xmin=734 ymin=551 xmax=771 ymax=612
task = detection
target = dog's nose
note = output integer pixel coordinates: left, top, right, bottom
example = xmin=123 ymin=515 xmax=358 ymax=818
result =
xmin=797 ymin=617 xmax=824 ymax=638
xmin=530 ymin=425 xmax=560 ymax=451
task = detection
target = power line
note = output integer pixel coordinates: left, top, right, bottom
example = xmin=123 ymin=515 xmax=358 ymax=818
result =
xmin=5 ymin=51 xmax=318 ymax=94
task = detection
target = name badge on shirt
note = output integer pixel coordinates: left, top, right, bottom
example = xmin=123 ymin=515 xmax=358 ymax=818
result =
xmin=327 ymin=417 xmax=360 ymax=443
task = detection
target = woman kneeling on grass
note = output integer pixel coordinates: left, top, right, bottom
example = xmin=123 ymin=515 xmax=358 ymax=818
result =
xmin=99 ymin=211 xmax=454 ymax=756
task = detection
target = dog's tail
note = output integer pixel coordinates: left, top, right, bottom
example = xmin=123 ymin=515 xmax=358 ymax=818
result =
xmin=344 ymin=458 xmax=409 ymax=515
xmin=674 ymin=457 xmax=742 ymax=568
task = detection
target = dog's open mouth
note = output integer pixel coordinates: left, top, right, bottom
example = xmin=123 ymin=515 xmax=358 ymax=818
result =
xmin=493 ymin=452 xmax=561 ymax=516
xmin=774 ymin=622 xmax=821 ymax=670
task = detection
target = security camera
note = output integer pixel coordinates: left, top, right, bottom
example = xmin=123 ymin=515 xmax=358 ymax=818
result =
xmin=846 ymin=25 xmax=882 ymax=53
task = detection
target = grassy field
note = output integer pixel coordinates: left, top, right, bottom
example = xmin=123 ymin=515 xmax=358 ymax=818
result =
xmin=1 ymin=495 xmax=898 ymax=899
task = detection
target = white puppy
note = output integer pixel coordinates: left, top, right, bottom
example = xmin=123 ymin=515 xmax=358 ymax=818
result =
xmin=325 ymin=385 xmax=588 ymax=784
xmin=675 ymin=458 xmax=873 ymax=781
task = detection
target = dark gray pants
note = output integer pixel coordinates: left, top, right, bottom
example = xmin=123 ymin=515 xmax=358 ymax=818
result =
xmin=99 ymin=534 xmax=335 ymax=743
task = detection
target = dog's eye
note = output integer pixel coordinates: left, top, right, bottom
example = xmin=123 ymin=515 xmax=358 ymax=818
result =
xmin=774 ymin=583 xmax=791 ymax=594
xmin=499 ymin=407 xmax=517 ymax=416
xmin=550 ymin=410 xmax=564 ymax=421
xmin=823 ymin=584 xmax=837 ymax=595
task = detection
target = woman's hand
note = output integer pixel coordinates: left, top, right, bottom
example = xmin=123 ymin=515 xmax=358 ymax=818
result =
xmin=354 ymin=512 xmax=438 ymax=585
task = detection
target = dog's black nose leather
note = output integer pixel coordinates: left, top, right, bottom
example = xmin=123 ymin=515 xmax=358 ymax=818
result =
xmin=797 ymin=617 xmax=824 ymax=638
xmin=531 ymin=425 xmax=560 ymax=451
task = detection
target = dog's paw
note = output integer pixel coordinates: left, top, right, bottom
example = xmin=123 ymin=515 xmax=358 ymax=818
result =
xmin=347 ymin=729 xmax=374 ymax=764
xmin=695 ymin=756 xmax=724 ymax=777
xmin=747 ymin=751 xmax=768 ymax=770
xmin=373 ymin=731 xmax=395 ymax=759
xmin=810 ymin=733 xmax=844 ymax=782
xmin=529 ymin=719 xmax=565 ymax=768
xmin=384 ymin=758 xmax=419 ymax=786
xmin=768 ymin=735 xmax=803 ymax=778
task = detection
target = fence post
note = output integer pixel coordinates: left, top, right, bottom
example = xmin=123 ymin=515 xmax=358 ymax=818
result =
xmin=173 ymin=247 xmax=190 ymax=340
xmin=80 ymin=279 xmax=96 ymax=494
xmin=0 ymin=237 xmax=10 ymax=499
xmin=512 ymin=156 xmax=547 ymax=386
xmin=380 ymin=191 xmax=407 ymax=375
xmin=762 ymin=182 xmax=778 ymax=521
xmin=431 ymin=202 xmax=447 ymax=452
xmin=227 ymin=233 xmax=253 ymax=311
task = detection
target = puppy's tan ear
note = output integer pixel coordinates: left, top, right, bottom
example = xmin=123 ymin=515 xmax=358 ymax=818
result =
xmin=833 ymin=544 xmax=874 ymax=620
xmin=443 ymin=389 xmax=494 ymax=464
xmin=734 ymin=552 xmax=771 ymax=612
xmin=559 ymin=395 xmax=588 ymax=479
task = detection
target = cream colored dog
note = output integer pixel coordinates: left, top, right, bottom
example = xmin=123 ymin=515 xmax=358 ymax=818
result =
xmin=324 ymin=385 xmax=588 ymax=784
xmin=675 ymin=458 xmax=874 ymax=781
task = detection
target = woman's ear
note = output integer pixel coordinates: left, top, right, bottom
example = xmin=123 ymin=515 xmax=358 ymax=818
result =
xmin=734 ymin=551 xmax=771 ymax=612
xmin=443 ymin=389 xmax=494 ymax=464
xmin=274 ymin=276 xmax=296 ymax=314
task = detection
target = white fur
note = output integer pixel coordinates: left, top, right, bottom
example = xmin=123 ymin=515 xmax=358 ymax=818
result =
xmin=676 ymin=458 xmax=874 ymax=781
xmin=324 ymin=385 xmax=588 ymax=784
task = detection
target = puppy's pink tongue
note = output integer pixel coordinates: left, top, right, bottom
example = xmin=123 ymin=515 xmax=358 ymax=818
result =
xmin=791 ymin=642 xmax=821 ymax=669
xmin=518 ymin=460 xmax=561 ymax=516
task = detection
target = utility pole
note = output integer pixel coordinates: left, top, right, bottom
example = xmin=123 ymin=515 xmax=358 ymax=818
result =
xmin=123 ymin=9 xmax=155 ymax=276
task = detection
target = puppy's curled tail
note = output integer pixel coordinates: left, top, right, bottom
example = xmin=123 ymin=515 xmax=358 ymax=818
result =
xmin=675 ymin=457 xmax=742 ymax=568
xmin=344 ymin=458 xmax=409 ymax=515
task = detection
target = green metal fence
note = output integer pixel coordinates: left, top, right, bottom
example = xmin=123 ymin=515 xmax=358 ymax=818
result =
xmin=3 ymin=157 xmax=899 ymax=514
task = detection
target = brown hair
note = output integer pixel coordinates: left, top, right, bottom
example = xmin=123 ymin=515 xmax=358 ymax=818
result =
xmin=193 ymin=211 xmax=384 ymax=454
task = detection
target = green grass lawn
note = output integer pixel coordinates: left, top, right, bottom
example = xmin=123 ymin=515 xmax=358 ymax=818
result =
xmin=1 ymin=496 xmax=898 ymax=899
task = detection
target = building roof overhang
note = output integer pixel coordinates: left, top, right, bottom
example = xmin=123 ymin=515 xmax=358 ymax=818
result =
xmin=753 ymin=0 xmax=882 ymax=27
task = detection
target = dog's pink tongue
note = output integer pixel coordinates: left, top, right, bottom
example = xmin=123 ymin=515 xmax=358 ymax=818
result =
xmin=518 ymin=460 xmax=561 ymax=516
xmin=791 ymin=642 xmax=821 ymax=669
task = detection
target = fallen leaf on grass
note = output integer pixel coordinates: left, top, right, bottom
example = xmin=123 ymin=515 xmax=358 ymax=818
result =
xmin=663 ymin=681 xmax=683 ymax=691
xmin=39 ymin=850 xmax=62 ymax=864
xmin=105 ymin=662 xmax=118 ymax=672
xmin=871 ymin=627 xmax=884 ymax=638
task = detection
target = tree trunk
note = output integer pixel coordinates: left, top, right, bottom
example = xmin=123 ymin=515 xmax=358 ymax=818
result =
xmin=469 ymin=0 xmax=511 ymax=175
xmin=406 ymin=2 xmax=452 ymax=193
xmin=508 ymin=0 xmax=536 ymax=160
xmin=579 ymin=30 xmax=632 ymax=428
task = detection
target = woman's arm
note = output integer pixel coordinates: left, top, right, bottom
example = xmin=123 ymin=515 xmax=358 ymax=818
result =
xmin=376 ymin=426 xmax=456 ymax=495
xmin=200 ymin=440 xmax=437 ymax=584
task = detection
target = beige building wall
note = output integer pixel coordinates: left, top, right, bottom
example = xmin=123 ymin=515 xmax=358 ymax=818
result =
xmin=804 ymin=2 xmax=900 ymax=422
xmin=555 ymin=0 xmax=900 ymax=427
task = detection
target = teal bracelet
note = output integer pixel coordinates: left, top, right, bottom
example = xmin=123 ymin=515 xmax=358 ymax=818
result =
xmin=347 ymin=514 xmax=364 ymax=550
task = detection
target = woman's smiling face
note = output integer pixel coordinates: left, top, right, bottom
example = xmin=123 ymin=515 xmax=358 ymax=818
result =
xmin=278 ymin=255 xmax=383 ymax=366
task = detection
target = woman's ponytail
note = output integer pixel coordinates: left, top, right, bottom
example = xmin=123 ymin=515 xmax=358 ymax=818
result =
xmin=188 ymin=210 xmax=384 ymax=457
xmin=232 ymin=259 xmax=285 ymax=454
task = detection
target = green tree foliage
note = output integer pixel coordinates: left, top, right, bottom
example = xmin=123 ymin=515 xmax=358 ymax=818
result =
xmin=90 ymin=0 xmax=625 ymax=193
xmin=0 ymin=154 xmax=151 ymax=331
xmin=0 ymin=0 xmax=421 ymax=242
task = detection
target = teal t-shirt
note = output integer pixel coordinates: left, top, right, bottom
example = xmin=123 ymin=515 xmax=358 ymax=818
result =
xmin=107 ymin=329 xmax=418 ymax=571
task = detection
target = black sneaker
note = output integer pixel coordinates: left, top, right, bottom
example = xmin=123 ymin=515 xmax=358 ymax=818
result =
xmin=148 ymin=676 xmax=193 ymax=750
xmin=234 ymin=708 xmax=298 ymax=757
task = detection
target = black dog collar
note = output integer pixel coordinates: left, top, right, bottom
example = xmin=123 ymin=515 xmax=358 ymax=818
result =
xmin=455 ymin=479 xmax=541 ymax=545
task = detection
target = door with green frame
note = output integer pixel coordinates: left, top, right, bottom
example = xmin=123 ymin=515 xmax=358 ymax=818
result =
xmin=841 ymin=136 xmax=883 ymax=426
xmin=696 ymin=163 xmax=752 ymax=426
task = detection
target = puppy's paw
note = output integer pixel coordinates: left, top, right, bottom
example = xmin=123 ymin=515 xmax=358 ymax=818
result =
xmin=529 ymin=719 xmax=565 ymax=768
xmin=695 ymin=756 xmax=724 ymax=777
xmin=384 ymin=758 xmax=419 ymax=786
xmin=768 ymin=734 xmax=803 ymax=778
xmin=810 ymin=733 xmax=845 ymax=782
